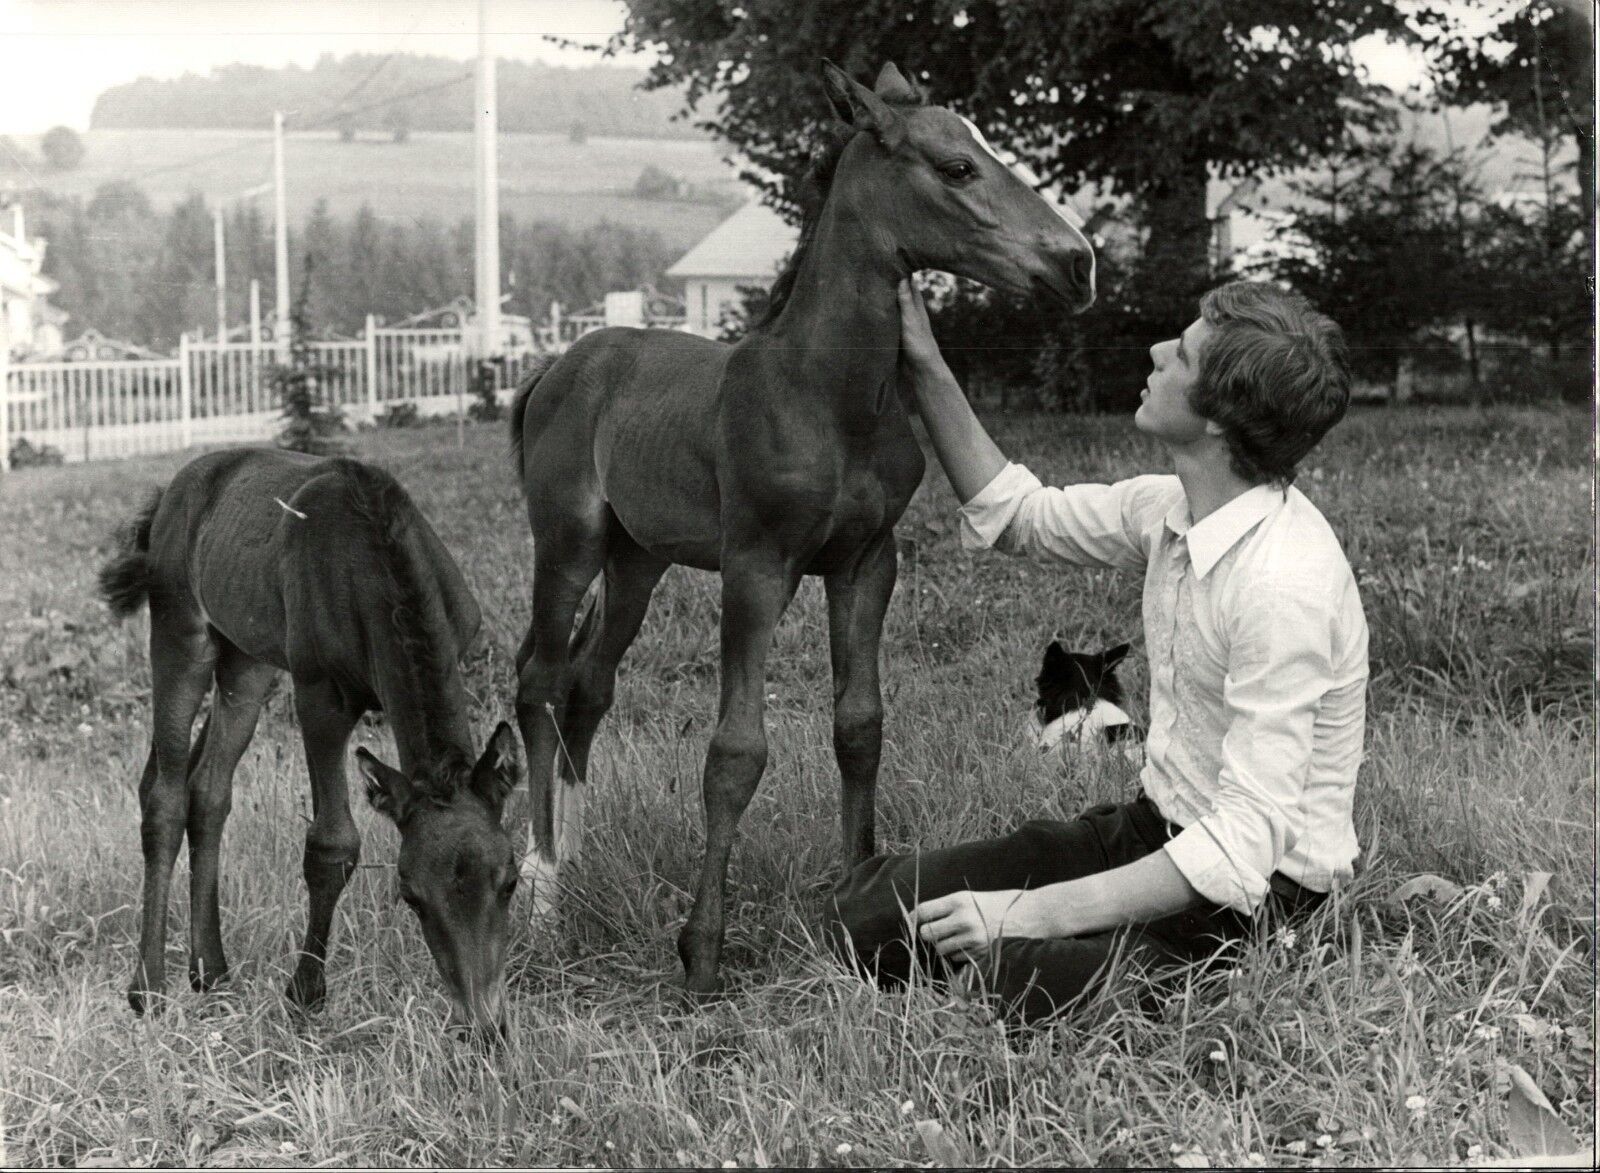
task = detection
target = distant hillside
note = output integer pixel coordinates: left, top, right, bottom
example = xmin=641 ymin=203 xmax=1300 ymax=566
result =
xmin=90 ymin=54 xmax=705 ymax=140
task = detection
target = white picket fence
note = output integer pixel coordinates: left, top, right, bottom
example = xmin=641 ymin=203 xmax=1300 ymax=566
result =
xmin=0 ymin=320 xmax=565 ymax=470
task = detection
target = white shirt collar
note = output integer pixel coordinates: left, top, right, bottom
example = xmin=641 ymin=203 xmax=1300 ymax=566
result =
xmin=1163 ymin=483 xmax=1286 ymax=580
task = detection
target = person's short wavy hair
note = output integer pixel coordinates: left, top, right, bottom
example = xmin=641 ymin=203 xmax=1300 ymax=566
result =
xmin=1190 ymin=282 xmax=1352 ymax=487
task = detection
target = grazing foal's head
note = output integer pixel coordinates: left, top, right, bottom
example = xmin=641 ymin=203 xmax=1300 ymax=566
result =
xmin=818 ymin=61 xmax=1096 ymax=311
xmin=357 ymin=722 xmax=520 ymax=1040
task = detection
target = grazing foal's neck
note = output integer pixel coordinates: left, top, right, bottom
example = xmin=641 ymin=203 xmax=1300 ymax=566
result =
xmin=767 ymin=177 xmax=907 ymax=423
xmin=364 ymin=545 xmax=475 ymax=778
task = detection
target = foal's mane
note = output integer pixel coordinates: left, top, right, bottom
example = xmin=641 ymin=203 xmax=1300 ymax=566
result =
xmin=753 ymin=80 xmax=928 ymax=331
xmin=336 ymin=461 xmax=472 ymax=800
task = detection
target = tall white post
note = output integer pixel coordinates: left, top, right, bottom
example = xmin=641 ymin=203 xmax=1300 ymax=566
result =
xmin=474 ymin=0 xmax=501 ymax=360
xmin=364 ymin=313 xmax=379 ymax=424
xmin=250 ymin=280 xmax=261 ymax=347
xmin=178 ymin=332 xmax=193 ymax=449
xmin=213 ymin=208 xmax=227 ymax=342
xmin=273 ymin=111 xmax=291 ymax=354
xmin=0 ymin=318 xmax=11 ymax=473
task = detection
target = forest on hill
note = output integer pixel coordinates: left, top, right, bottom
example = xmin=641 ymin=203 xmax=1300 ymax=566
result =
xmin=89 ymin=54 xmax=705 ymax=140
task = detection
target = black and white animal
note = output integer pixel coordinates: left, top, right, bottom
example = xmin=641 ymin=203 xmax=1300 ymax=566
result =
xmin=1033 ymin=640 xmax=1144 ymax=762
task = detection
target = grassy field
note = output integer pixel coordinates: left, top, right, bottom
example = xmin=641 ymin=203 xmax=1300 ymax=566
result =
xmin=0 ymin=405 xmax=1592 ymax=1168
xmin=13 ymin=128 xmax=744 ymax=249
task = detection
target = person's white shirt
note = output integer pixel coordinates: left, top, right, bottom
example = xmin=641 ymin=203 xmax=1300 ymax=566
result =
xmin=960 ymin=462 xmax=1369 ymax=915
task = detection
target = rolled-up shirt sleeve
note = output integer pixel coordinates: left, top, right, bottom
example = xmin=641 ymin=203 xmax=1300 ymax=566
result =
xmin=1164 ymin=586 xmax=1336 ymax=914
xmin=957 ymin=463 xmax=1176 ymax=573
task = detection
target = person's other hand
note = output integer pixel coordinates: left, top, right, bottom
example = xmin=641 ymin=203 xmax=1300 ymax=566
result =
xmin=912 ymin=888 xmax=1031 ymax=961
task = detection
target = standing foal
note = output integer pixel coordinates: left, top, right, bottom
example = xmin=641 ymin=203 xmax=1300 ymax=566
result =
xmin=509 ymin=61 xmax=1096 ymax=993
xmin=101 ymin=449 xmax=519 ymax=1038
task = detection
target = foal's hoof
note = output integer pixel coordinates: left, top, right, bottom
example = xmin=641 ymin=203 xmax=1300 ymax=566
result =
xmin=127 ymin=985 xmax=154 ymax=1016
xmin=188 ymin=960 xmax=230 ymax=994
xmin=285 ymin=971 xmax=326 ymax=1011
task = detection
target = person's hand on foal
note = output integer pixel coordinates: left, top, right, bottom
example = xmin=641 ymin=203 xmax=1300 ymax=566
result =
xmin=912 ymin=888 xmax=1034 ymax=962
xmin=896 ymin=277 xmax=945 ymax=374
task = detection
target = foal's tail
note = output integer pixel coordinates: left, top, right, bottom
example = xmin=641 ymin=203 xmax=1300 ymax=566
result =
xmin=508 ymin=351 xmax=560 ymax=478
xmin=98 ymin=488 xmax=163 ymax=619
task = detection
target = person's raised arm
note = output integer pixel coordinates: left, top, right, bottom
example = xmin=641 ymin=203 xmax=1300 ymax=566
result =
xmin=897 ymin=279 xmax=1007 ymax=504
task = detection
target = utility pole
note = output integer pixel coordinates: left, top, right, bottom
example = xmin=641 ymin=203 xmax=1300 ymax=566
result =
xmin=474 ymin=0 xmax=501 ymax=359
xmin=250 ymin=280 xmax=262 ymax=348
xmin=213 ymin=208 xmax=227 ymax=342
xmin=273 ymin=111 xmax=291 ymax=353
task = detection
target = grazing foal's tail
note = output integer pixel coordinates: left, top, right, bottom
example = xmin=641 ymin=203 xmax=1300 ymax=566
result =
xmin=508 ymin=352 xmax=560 ymax=477
xmin=98 ymin=489 xmax=163 ymax=619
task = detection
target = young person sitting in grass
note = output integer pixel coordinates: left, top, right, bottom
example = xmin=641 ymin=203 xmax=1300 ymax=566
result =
xmin=826 ymin=279 xmax=1369 ymax=1025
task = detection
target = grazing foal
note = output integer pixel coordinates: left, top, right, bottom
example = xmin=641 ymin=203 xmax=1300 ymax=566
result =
xmin=509 ymin=61 xmax=1096 ymax=992
xmin=100 ymin=449 xmax=519 ymax=1037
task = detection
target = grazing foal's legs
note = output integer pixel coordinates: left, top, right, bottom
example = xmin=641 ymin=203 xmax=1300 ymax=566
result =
xmin=186 ymin=643 xmax=277 ymax=992
xmin=286 ymin=679 xmax=364 ymax=1009
xmin=824 ymin=537 xmax=898 ymax=867
xmin=678 ymin=557 xmax=800 ymax=994
xmin=130 ymin=602 xmax=217 ymax=1014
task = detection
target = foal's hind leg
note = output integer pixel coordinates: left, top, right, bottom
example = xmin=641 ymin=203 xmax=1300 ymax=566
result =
xmin=514 ymin=514 xmax=607 ymax=927
xmin=558 ymin=536 xmax=669 ymax=789
xmin=186 ymin=642 xmax=277 ymax=992
xmin=824 ymin=536 xmax=898 ymax=866
xmin=286 ymin=679 xmax=363 ymax=1009
xmin=130 ymin=601 xmax=217 ymax=1014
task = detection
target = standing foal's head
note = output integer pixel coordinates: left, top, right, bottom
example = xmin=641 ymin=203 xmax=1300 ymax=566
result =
xmin=820 ymin=61 xmax=1096 ymax=312
xmin=357 ymin=722 xmax=520 ymax=1041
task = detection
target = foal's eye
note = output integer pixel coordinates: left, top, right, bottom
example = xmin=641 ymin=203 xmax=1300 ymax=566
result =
xmin=499 ymin=875 xmax=518 ymax=899
xmin=938 ymin=159 xmax=977 ymax=182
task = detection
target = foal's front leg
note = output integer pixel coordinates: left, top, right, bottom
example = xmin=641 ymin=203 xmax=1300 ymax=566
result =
xmin=286 ymin=680 xmax=363 ymax=1009
xmin=823 ymin=536 xmax=898 ymax=866
xmin=678 ymin=556 xmax=800 ymax=994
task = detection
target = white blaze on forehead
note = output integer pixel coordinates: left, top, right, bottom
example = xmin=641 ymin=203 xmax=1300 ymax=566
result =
xmin=956 ymin=114 xmax=1086 ymax=231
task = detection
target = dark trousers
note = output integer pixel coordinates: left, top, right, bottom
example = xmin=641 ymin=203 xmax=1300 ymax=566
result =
xmin=824 ymin=794 xmax=1325 ymax=1025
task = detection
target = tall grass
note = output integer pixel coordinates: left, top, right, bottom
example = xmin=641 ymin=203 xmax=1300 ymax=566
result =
xmin=0 ymin=406 xmax=1591 ymax=1167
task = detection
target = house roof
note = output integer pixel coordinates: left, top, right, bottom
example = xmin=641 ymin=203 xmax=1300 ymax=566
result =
xmin=666 ymin=202 xmax=798 ymax=281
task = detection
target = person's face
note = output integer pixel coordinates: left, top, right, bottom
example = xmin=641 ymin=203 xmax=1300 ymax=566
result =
xmin=1135 ymin=317 xmax=1216 ymax=446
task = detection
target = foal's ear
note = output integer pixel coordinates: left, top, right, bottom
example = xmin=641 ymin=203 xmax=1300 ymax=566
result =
xmin=356 ymin=748 xmax=415 ymax=825
xmin=470 ymin=722 xmax=520 ymax=818
xmin=1041 ymin=639 xmax=1070 ymax=672
xmin=1101 ymin=642 xmax=1131 ymax=671
xmin=873 ymin=62 xmax=921 ymax=104
xmin=821 ymin=60 xmax=908 ymax=152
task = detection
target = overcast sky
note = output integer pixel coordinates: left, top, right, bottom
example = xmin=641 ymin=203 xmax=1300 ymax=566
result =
xmin=2 ymin=0 xmax=1432 ymax=135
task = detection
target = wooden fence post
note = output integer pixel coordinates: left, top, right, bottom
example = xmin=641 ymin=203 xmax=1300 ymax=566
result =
xmin=365 ymin=314 xmax=379 ymax=425
xmin=0 ymin=323 xmax=10 ymax=473
xmin=179 ymin=332 xmax=193 ymax=449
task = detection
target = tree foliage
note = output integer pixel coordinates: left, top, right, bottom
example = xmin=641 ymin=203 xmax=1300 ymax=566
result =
xmin=40 ymin=126 xmax=85 ymax=171
xmin=1425 ymin=0 xmax=1593 ymax=203
xmin=272 ymin=259 xmax=348 ymax=455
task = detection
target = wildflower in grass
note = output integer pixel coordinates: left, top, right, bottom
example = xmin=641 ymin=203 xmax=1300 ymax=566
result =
xmin=1316 ymin=1134 xmax=1333 ymax=1148
xmin=1112 ymin=1127 xmax=1134 ymax=1146
xmin=1275 ymin=927 xmax=1297 ymax=951
xmin=1466 ymin=1144 xmax=1482 ymax=1159
xmin=1471 ymin=1024 xmax=1501 ymax=1042
xmin=834 ymin=1142 xmax=852 ymax=1156
xmin=278 ymin=1141 xmax=298 ymax=1154
xmin=899 ymin=1100 xmax=914 ymax=1115
xmin=1405 ymin=1093 xmax=1428 ymax=1117
xmin=1209 ymin=1047 xmax=1227 ymax=1063
xmin=1286 ymin=1139 xmax=1308 ymax=1155
xmin=76 ymin=722 xmax=93 ymax=735
xmin=1484 ymin=894 xmax=1502 ymax=910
